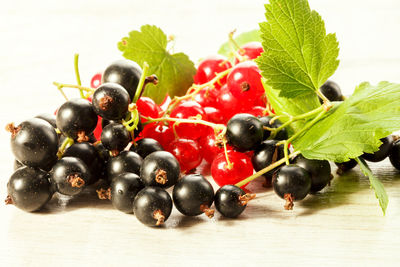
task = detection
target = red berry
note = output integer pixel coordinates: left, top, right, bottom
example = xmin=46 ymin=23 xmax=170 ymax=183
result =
xmin=141 ymin=123 xmax=175 ymax=149
xmin=159 ymin=94 xmax=171 ymax=112
xmin=203 ymin=106 xmax=224 ymax=124
xmin=167 ymin=139 xmax=202 ymax=173
xmin=169 ymin=101 xmax=208 ymax=140
xmin=211 ymin=151 xmax=253 ymax=188
xmin=136 ymin=97 xmax=162 ymax=122
xmin=194 ymin=55 xmax=232 ymax=88
xmin=93 ymin=116 xmax=103 ymax=140
xmin=216 ymin=85 xmax=246 ymax=123
xmin=247 ymin=106 xmax=266 ymax=117
xmin=193 ymin=87 xmax=219 ymax=108
xmin=198 ymin=132 xmax=225 ymax=164
xmin=91 ymin=72 xmax=102 ymax=89
xmin=227 ymin=61 xmax=264 ymax=107
xmin=235 ymin=42 xmax=264 ymax=63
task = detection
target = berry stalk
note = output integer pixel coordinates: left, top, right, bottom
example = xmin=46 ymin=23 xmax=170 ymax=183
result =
xmin=74 ymin=53 xmax=85 ymax=99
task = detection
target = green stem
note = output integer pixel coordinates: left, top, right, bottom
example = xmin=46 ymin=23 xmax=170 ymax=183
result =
xmin=317 ymin=89 xmax=333 ymax=111
xmin=53 ymin=82 xmax=95 ymax=93
xmin=235 ymin=151 xmax=300 ymax=188
xmin=132 ymin=62 xmax=149 ymax=103
xmin=163 ymin=68 xmax=232 ymax=116
xmin=57 ymin=137 xmax=74 ymax=159
xmin=74 ymin=54 xmax=85 ymax=99
xmin=278 ymin=109 xmax=326 ymax=146
xmin=123 ymin=109 xmax=140 ymax=132
xmin=283 ymin=141 xmax=290 ymax=165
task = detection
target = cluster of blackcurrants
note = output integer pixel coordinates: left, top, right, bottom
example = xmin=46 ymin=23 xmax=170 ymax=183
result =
xmin=5 ymin=59 xmax=256 ymax=227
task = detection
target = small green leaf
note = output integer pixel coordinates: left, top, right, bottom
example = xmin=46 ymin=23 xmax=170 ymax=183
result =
xmin=355 ymin=158 xmax=388 ymax=215
xmin=218 ymin=29 xmax=262 ymax=57
xmin=118 ymin=25 xmax=196 ymax=104
xmin=292 ymin=82 xmax=400 ymax=162
xmin=256 ymin=0 xmax=340 ymax=98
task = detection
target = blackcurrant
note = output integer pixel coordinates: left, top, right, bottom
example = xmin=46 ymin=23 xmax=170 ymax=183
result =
xmin=140 ymin=151 xmax=180 ymax=189
xmin=293 ymin=154 xmax=332 ymax=192
xmin=63 ymin=142 xmax=103 ymax=185
xmin=102 ymin=59 xmax=142 ymax=100
xmin=172 ymin=174 xmax=214 ymax=217
xmin=50 ymin=157 xmax=91 ymax=196
xmin=129 ymin=138 xmax=163 ymax=159
xmin=335 ymin=159 xmax=357 ymax=175
xmin=102 ymin=118 xmax=142 ymax=137
xmin=101 ymin=122 xmax=131 ymax=155
xmin=92 ymin=83 xmax=131 ymax=120
xmin=272 ymin=165 xmax=311 ymax=210
xmin=7 ymin=118 xmax=58 ymax=171
xmin=319 ymin=80 xmax=343 ymax=103
xmin=214 ymin=185 xmax=255 ymax=218
xmin=251 ymin=140 xmax=284 ymax=185
xmin=133 ymin=187 xmax=172 ymax=227
xmin=56 ymin=98 xmax=98 ymax=141
xmin=259 ymin=116 xmax=288 ymax=141
xmin=362 ymin=135 xmax=394 ymax=162
xmin=107 ymin=151 xmax=143 ymax=181
xmin=389 ymin=139 xmax=400 ymax=170
xmin=6 ymin=166 xmax=53 ymax=212
xmin=226 ymin=113 xmax=263 ymax=151
xmin=35 ymin=113 xmax=57 ymax=128
xmin=110 ymin=172 xmax=144 ymax=213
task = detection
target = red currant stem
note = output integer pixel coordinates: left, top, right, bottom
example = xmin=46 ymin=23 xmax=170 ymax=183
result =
xmin=316 ymin=89 xmax=333 ymax=111
xmin=132 ymin=62 xmax=149 ymax=103
xmin=270 ymin=106 xmax=325 ymax=139
xmin=142 ymin=116 xmax=226 ymax=132
xmin=277 ymin=109 xmax=326 ymax=147
xmin=74 ymin=53 xmax=85 ymax=99
xmin=235 ymin=151 xmax=301 ymax=188
xmin=57 ymin=137 xmax=74 ymax=159
xmin=228 ymin=29 xmax=246 ymax=55
xmin=162 ymin=68 xmax=232 ymax=116
xmin=222 ymin=137 xmax=233 ymax=169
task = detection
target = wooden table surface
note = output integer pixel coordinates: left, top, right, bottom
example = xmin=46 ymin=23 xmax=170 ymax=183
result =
xmin=1 ymin=1 xmax=400 ymax=266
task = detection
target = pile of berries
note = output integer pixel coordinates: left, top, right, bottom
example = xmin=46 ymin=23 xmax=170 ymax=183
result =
xmin=5 ymin=41 xmax=400 ymax=227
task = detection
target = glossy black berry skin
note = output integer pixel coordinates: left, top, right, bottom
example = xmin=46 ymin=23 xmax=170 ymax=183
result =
xmin=101 ymin=123 xmax=131 ymax=153
xmin=214 ymin=185 xmax=247 ymax=218
xmin=63 ymin=142 xmax=103 ymax=185
xmin=293 ymin=155 xmax=331 ymax=193
xmin=50 ymin=157 xmax=91 ymax=196
xmin=362 ymin=135 xmax=394 ymax=162
xmin=7 ymin=166 xmax=52 ymax=212
xmin=252 ymin=140 xmax=284 ymax=182
xmin=389 ymin=139 xmax=400 ymax=170
xmin=56 ymin=98 xmax=98 ymax=140
xmin=92 ymin=83 xmax=130 ymax=120
xmin=110 ymin=173 xmax=144 ymax=213
xmin=319 ymin=80 xmax=343 ymax=103
xmin=10 ymin=118 xmax=58 ymax=171
xmin=107 ymin=151 xmax=143 ymax=181
xmin=102 ymin=59 xmax=142 ymax=100
xmin=35 ymin=113 xmax=57 ymax=128
xmin=226 ymin=113 xmax=263 ymax=151
xmin=172 ymin=174 xmax=214 ymax=216
xmin=272 ymin=165 xmax=311 ymax=201
xmin=130 ymin=138 xmax=163 ymax=159
xmin=335 ymin=159 xmax=358 ymax=174
xmin=140 ymin=151 xmax=180 ymax=189
xmin=102 ymin=118 xmax=142 ymax=137
xmin=133 ymin=187 xmax=172 ymax=227
xmin=259 ymin=116 xmax=288 ymax=141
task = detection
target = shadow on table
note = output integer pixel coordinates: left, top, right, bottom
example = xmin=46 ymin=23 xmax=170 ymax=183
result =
xmin=38 ymin=180 xmax=113 ymax=214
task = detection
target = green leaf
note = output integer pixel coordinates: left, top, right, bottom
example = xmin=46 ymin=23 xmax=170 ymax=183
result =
xmin=355 ymin=157 xmax=388 ymax=215
xmin=263 ymin=78 xmax=320 ymax=134
xmin=292 ymin=81 xmax=400 ymax=162
xmin=256 ymin=0 xmax=340 ymax=98
xmin=218 ymin=29 xmax=262 ymax=57
xmin=118 ymin=25 xmax=196 ymax=104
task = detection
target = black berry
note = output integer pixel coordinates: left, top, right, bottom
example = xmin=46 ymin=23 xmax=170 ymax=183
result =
xmin=110 ymin=172 xmax=144 ymax=213
xmin=226 ymin=113 xmax=263 ymax=151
